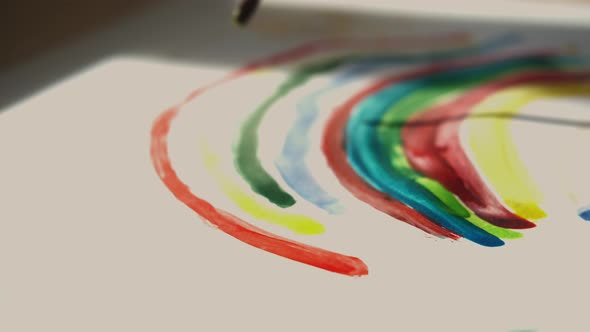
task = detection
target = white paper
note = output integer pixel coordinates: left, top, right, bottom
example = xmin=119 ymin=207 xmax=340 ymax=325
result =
xmin=2 ymin=2 xmax=590 ymax=331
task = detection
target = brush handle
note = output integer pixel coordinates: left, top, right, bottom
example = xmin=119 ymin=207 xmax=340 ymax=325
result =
xmin=244 ymin=0 xmax=590 ymax=30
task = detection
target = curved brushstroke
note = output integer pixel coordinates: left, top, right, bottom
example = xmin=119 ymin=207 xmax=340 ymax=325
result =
xmin=151 ymin=108 xmax=368 ymax=276
xmin=276 ymin=61 xmax=405 ymax=214
xmin=236 ymin=36 xmax=518 ymax=209
xmin=199 ymin=139 xmax=326 ymax=235
xmin=402 ymin=71 xmax=590 ymax=229
xmin=275 ymin=85 xmax=344 ymax=214
xmin=468 ymin=83 xmax=590 ymax=219
xmin=579 ymin=206 xmax=590 ymax=221
xmin=235 ymin=71 xmax=313 ymax=208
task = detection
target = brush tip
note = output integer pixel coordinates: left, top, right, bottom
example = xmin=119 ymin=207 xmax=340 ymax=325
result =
xmin=233 ymin=0 xmax=260 ymax=26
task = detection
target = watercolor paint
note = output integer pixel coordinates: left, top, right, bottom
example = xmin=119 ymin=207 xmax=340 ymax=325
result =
xmin=151 ymin=34 xmax=590 ymax=275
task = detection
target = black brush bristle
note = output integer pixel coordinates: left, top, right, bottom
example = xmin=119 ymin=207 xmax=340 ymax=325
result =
xmin=233 ymin=0 xmax=260 ymax=26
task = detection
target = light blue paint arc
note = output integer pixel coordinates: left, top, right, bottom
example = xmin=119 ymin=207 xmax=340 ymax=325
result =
xmin=275 ymin=61 xmax=399 ymax=214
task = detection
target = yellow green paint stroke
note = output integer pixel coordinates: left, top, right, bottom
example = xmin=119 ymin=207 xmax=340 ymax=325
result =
xmin=468 ymin=83 xmax=590 ymax=219
xmin=198 ymin=139 xmax=326 ymax=235
xmin=420 ymin=176 xmax=523 ymax=239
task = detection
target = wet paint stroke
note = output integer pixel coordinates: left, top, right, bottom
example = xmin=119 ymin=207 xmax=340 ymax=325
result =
xmin=468 ymin=83 xmax=590 ymax=219
xmin=574 ymin=180 xmax=590 ymax=221
xmin=274 ymin=62 xmax=388 ymax=214
xmin=151 ymin=33 xmax=590 ymax=275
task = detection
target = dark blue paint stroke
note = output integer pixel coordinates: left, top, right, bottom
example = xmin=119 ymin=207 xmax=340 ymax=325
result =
xmin=578 ymin=206 xmax=590 ymax=221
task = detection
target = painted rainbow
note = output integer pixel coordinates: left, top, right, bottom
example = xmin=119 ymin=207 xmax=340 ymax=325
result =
xmin=151 ymin=34 xmax=590 ymax=276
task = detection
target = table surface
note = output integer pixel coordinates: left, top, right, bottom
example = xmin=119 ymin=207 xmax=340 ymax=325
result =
xmin=2 ymin=0 xmax=590 ymax=110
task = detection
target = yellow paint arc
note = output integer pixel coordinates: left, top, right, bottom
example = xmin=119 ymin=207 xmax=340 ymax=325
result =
xmin=468 ymin=83 xmax=590 ymax=220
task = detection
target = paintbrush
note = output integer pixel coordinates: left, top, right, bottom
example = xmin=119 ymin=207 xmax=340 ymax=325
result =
xmin=233 ymin=0 xmax=260 ymax=26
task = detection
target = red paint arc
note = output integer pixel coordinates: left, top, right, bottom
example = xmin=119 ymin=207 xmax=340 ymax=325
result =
xmin=151 ymin=108 xmax=369 ymax=276
xmin=402 ymin=70 xmax=590 ymax=229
